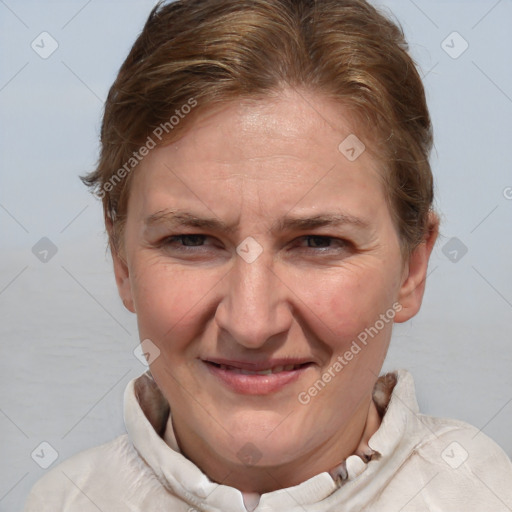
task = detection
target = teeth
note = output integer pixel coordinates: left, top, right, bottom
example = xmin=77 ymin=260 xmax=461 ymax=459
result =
xmin=215 ymin=363 xmax=305 ymax=374
xmin=240 ymin=369 xmax=272 ymax=375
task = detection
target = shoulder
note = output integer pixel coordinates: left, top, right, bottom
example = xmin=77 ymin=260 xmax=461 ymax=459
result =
xmin=385 ymin=369 xmax=512 ymax=476
xmin=23 ymin=434 xmax=158 ymax=512
xmin=415 ymin=413 xmax=512 ymax=471
xmin=399 ymin=413 xmax=512 ymax=510
xmin=371 ymin=370 xmax=512 ymax=510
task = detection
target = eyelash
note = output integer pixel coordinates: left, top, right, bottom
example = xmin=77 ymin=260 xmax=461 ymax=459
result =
xmin=160 ymin=234 xmax=350 ymax=252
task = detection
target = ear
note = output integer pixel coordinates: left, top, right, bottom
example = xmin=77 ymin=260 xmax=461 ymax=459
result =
xmin=108 ymin=218 xmax=136 ymax=314
xmin=394 ymin=211 xmax=439 ymax=323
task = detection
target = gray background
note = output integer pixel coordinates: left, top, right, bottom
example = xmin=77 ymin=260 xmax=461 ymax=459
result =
xmin=1 ymin=0 xmax=511 ymax=510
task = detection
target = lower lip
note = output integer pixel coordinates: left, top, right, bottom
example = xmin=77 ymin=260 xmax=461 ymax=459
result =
xmin=203 ymin=362 xmax=311 ymax=395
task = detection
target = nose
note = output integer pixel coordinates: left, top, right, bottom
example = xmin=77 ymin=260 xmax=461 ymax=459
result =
xmin=215 ymin=251 xmax=293 ymax=349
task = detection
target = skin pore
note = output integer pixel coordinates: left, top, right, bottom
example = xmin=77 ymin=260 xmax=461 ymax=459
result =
xmin=111 ymin=87 xmax=439 ymax=493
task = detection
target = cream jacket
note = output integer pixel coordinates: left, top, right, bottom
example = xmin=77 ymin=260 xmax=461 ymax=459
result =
xmin=24 ymin=369 xmax=512 ymax=511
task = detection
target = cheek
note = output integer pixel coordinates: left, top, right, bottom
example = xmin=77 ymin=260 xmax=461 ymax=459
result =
xmin=130 ymin=258 xmax=215 ymax=343
xmin=298 ymin=264 xmax=397 ymax=347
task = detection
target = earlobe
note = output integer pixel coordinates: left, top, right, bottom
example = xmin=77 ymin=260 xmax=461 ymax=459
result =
xmin=394 ymin=211 xmax=439 ymax=324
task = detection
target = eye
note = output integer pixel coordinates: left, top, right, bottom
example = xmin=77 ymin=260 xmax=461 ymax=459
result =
xmin=305 ymin=236 xmax=333 ymax=248
xmin=297 ymin=235 xmax=352 ymax=255
xmin=157 ymin=234 xmax=351 ymax=257
xmin=168 ymin=234 xmax=208 ymax=247
xmin=159 ymin=234 xmax=214 ymax=251
xmin=156 ymin=233 xmax=228 ymax=263
xmin=300 ymin=235 xmax=350 ymax=250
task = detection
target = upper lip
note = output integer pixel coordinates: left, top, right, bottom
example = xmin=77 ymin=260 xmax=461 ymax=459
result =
xmin=203 ymin=358 xmax=313 ymax=371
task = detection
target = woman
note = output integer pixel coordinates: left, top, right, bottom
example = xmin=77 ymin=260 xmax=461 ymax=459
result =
xmin=24 ymin=0 xmax=512 ymax=510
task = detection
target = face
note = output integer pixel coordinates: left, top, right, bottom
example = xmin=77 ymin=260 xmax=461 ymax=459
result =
xmin=113 ymin=87 xmax=435 ymax=487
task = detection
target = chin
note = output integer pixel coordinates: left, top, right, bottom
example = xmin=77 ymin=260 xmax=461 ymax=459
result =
xmin=217 ymin=414 xmax=310 ymax=464
xmin=228 ymin=436 xmax=302 ymax=468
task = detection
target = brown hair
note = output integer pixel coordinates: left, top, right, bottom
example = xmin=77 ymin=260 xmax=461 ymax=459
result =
xmin=81 ymin=0 xmax=437 ymax=259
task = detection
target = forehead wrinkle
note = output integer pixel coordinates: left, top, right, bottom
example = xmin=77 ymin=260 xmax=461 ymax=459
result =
xmin=143 ymin=209 xmax=371 ymax=237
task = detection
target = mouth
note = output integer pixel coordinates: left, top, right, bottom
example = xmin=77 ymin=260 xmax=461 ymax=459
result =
xmin=206 ymin=361 xmax=312 ymax=375
xmin=202 ymin=359 xmax=314 ymax=395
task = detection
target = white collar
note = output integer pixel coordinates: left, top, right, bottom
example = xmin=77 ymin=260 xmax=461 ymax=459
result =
xmin=124 ymin=369 xmax=422 ymax=511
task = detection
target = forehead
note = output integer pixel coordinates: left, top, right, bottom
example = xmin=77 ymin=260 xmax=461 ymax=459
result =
xmin=165 ymin=89 xmax=372 ymax=166
xmin=128 ymin=88 xmax=388 ymax=223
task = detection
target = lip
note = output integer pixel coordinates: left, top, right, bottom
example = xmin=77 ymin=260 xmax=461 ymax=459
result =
xmin=204 ymin=357 xmax=313 ymax=372
xmin=202 ymin=358 xmax=314 ymax=395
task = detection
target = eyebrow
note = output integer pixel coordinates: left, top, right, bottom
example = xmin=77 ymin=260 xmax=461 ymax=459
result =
xmin=143 ymin=209 xmax=370 ymax=233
